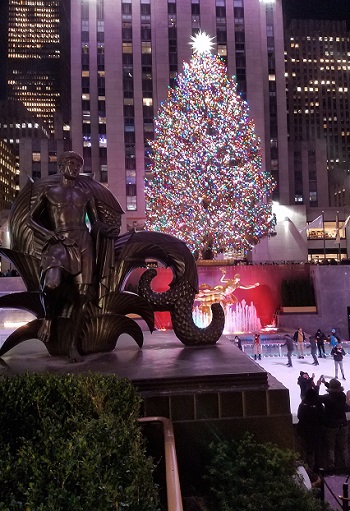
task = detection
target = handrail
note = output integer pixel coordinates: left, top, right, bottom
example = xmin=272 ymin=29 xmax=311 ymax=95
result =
xmin=139 ymin=416 xmax=183 ymax=511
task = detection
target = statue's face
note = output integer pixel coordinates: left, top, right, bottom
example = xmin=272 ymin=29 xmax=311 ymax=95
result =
xmin=60 ymin=157 xmax=82 ymax=179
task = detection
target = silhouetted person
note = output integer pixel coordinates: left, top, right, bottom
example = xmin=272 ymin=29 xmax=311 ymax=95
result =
xmin=297 ymin=388 xmax=324 ymax=471
xmin=318 ymin=378 xmax=348 ymax=472
xmin=297 ymin=371 xmax=315 ymax=400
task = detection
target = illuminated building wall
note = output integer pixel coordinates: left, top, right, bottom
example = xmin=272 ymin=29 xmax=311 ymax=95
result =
xmin=285 ymin=19 xmax=350 ymax=207
xmin=287 ymin=138 xmax=328 ymax=208
xmin=0 ymin=99 xmax=50 ymax=194
xmin=6 ymin=0 xmax=70 ymax=135
xmin=0 ymin=100 xmax=50 ymax=145
xmin=0 ymin=140 xmax=17 ymax=210
xmin=70 ymin=0 xmax=289 ymax=230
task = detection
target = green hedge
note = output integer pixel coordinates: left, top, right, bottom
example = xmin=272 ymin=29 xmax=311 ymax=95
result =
xmin=205 ymin=433 xmax=332 ymax=511
xmin=0 ymin=373 xmax=159 ymax=511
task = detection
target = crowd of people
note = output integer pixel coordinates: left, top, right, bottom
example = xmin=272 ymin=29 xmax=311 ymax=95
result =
xmin=0 ymin=268 xmax=19 ymax=277
xmin=291 ymin=327 xmax=350 ymax=475
xmin=244 ymin=326 xmax=350 ymax=475
xmin=283 ymin=327 xmax=347 ymax=377
xmin=297 ymin=376 xmax=349 ymax=474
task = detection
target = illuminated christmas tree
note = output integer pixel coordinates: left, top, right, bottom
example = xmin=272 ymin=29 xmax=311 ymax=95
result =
xmin=145 ymin=32 xmax=276 ymax=258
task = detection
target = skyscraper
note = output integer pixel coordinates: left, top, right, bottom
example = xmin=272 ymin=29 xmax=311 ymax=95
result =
xmin=70 ymin=0 xmax=289 ymax=230
xmin=3 ymin=0 xmax=70 ymax=134
xmin=285 ymin=19 xmax=350 ymax=207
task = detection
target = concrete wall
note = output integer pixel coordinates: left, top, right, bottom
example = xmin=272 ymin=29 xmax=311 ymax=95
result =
xmin=277 ymin=265 xmax=350 ymax=338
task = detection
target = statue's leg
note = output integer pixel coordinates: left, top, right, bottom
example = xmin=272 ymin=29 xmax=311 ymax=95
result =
xmin=66 ymin=244 xmax=95 ymax=361
xmin=67 ymin=283 xmax=94 ymax=362
xmin=39 ymin=267 xmax=62 ymax=343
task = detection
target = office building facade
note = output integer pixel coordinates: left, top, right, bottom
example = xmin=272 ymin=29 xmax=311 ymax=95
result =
xmin=2 ymin=0 xmax=70 ymax=135
xmin=0 ymin=140 xmax=16 ymax=211
xmin=285 ymin=19 xmax=350 ymax=208
xmin=70 ymin=0 xmax=289 ymax=230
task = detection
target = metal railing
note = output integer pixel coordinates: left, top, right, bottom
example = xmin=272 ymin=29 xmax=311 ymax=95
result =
xmin=139 ymin=416 xmax=183 ymax=511
xmin=236 ymin=340 xmax=350 ymax=359
xmin=320 ymin=468 xmax=350 ymax=511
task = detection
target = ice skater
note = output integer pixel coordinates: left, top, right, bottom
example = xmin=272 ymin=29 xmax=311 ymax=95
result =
xmin=331 ymin=339 xmax=346 ymax=380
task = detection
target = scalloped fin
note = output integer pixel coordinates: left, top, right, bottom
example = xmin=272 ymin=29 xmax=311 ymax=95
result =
xmin=100 ymin=291 xmax=154 ymax=332
xmin=0 ymin=319 xmax=42 ymax=357
xmin=114 ymin=230 xmax=199 ymax=293
xmin=81 ymin=314 xmax=144 ymax=353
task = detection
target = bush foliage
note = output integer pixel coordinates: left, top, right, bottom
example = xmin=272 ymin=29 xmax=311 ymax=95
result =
xmin=205 ymin=433 xmax=332 ymax=511
xmin=0 ymin=372 xmax=159 ymax=511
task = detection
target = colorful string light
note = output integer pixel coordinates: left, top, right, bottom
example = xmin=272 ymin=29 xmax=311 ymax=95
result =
xmin=145 ymin=41 xmax=275 ymax=257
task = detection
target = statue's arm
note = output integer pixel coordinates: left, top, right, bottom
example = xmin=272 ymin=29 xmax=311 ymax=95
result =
xmin=239 ymin=283 xmax=260 ymax=289
xmin=27 ymin=192 xmax=56 ymax=243
xmin=87 ymin=196 xmax=120 ymax=238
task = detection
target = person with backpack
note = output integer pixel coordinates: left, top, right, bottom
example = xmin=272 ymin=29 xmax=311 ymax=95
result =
xmin=329 ymin=329 xmax=340 ymax=348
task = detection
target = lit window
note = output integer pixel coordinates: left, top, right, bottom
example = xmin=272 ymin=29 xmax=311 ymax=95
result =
xmin=218 ymin=45 xmax=227 ymax=56
xmin=123 ymin=43 xmax=133 ymax=54
xmin=142 ymin=42 xmax=152 ymax=54
xmin=126 ymin=196 xmax=137 ymax=211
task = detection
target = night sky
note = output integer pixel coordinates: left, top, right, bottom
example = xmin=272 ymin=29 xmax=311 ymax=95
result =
xmin=282 ymin=0 xmax=350 ymax=25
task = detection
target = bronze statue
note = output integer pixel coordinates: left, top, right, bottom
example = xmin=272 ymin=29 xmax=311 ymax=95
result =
xmin=27 ymin=151 xmax=120 ymax=360
xmin=0 ymin=152 xmax=224 ymax=361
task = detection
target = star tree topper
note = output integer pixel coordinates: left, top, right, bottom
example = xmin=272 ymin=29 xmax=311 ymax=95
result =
xmin=189 ymin=31 xmax=215 ymax=55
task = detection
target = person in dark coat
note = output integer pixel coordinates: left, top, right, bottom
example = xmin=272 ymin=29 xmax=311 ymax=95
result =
xmin=308 ymin=335 xmax=319 ymax=365
xmin=315 ymin=328 xmax=326 ymax=358
xmin=297 ymin=388 xmax=324 ymax=471
xmin=331 ymin=340 xmax=346 ymax=380
xmin=297 ymin=371 xmax=316 ymax=400
xmin=318 ymin=378 xmax=348 ymax=471
xmin=282 ymin=334 xmax=294 ymax=367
